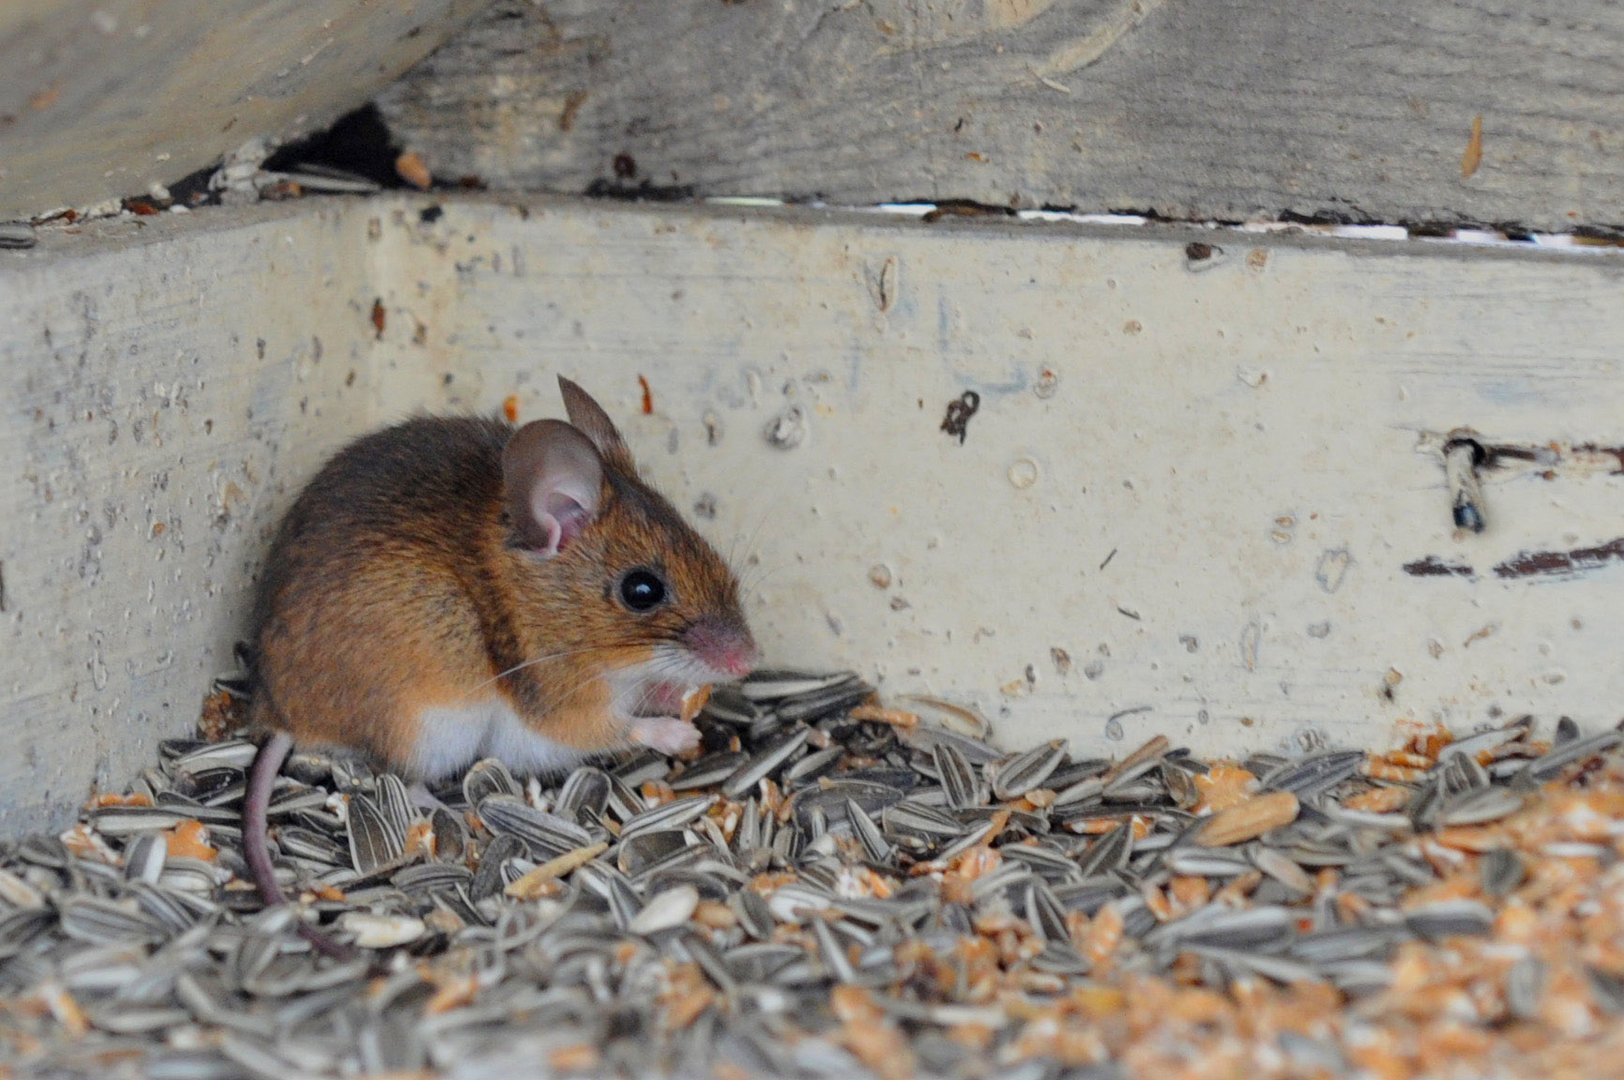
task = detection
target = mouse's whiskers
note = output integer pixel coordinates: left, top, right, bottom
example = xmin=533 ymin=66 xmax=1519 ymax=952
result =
xmin=472 ymin=644 xmax=617 ymax=693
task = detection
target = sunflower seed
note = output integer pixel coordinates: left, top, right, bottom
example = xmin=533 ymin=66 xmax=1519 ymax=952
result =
xmin=171 ymin=739 xmax=260 ymax=772
xmin=1022 ymin=880 xmax=1071 ymax=942
xmin=1405 ymin=899 xmax=1493 ymax=940
xmin=59 ymin=897 xmax=169 ymax=945
xmin=462 ymin=758 xmax=521 ymax=807
xmin=1480 ymin=847 xmax=1524 ymax=897
xmin=991 ymin=740 xmax=1067 ymax=799
xmin=672 ymin=751 xmax=752 ymax=791
xmin=777 ymin=680 xmax=875 ymax=723
xmin=731 ymin=887 xmax=775 ymax=941
xmin=933 ymin=743 xmax=979 ymax=810
xmin=88 ymin=807 xmax=189 ymax=836
xmin=123 ymin=833 xmax=168 ymax=885
xmin=555 ymin=767 xmax=612 ymax=822
xmin=621 ymin=795 xmax=716 ymax=840
xmin=1188 ymin=944 xmax=1319 ymax=985
xmin=1526 ymin=730 xmax=1622 ymax=780
xmin=1438 ymin=785 xmax=1524 ymax=826
xmin=700 ymin=685 xmax=762 ymax=725
xmin=1076 ymin=823 xmax=1134 ymax=876
xmin=347 ymin=794 xmax=405 ymax=873
xmin=0 ymin=867 xmax=46 ymax=909
xmin=14 ymin=668 xmax=1624 ymax=1075
xmin=629 ymin=884 xmax=700 ymax=935
xmin=613 ymin=751 xmax=672 ymax=787
xmin=1167 ymin=847 xmax=1253 ymax=877
xmin=476 ymin=795 xmax=591 ymax=857
xmin=739 ymin=670 xmax=857 ymax=700
xmin=1258 ymin=750 xmax=1365 ymax=799
xmin=783 ymin=745 xmax=845 ymax=787
xmin=723 ymin=727 xmax=810 ymax=797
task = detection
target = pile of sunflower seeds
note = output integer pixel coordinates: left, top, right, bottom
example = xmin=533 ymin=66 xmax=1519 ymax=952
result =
xmin=2 ymin=671 xmax=1622 ymax=1079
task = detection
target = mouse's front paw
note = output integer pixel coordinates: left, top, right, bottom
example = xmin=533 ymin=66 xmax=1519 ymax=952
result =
xmin=629 ymin=716 xmax=702 ymax=757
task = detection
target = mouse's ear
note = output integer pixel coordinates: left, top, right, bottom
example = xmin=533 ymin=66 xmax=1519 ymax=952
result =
xmin=502 ymin=419 xmax=605 ymax=557
xmin=557 ymin=377 xmax=635 ymax=471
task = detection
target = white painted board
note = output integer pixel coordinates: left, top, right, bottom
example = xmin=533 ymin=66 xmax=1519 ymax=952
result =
xmin=376 ymin=199 xmax=1624 ymax=760
xmin=4 ymin=194 xmax=1622 ymax=830
xmin=0 ymin=203 xmax=381 ymax=829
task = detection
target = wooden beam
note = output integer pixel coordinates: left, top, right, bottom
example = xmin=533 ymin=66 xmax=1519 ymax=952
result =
xmin=0 ymin=202 xmax=381 ymax=830
xmin=0 ymin=0 xmax=492 ymax=219
xmin=383 ymin=197 xmax=1624 ymax=765
xmin=5 ymin=193 xmax=1623 ymax=831
xmin=378 ymin=0 xmax=1624 ymax=231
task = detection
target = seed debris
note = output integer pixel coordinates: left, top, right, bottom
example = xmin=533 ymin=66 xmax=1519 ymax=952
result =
xmin=3 ymin=679 xmax=1624 ymax=1076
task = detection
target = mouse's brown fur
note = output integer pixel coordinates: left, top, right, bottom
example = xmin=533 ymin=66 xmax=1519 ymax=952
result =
xmin=248 ymin=381 xmax=754 ymax=774
xmin=243 ymin=380 xmax=754 ymax=955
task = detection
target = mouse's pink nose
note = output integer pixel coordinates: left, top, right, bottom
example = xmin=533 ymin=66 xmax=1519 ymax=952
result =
xmin=686 ymin=619 xmax=758 ymax=679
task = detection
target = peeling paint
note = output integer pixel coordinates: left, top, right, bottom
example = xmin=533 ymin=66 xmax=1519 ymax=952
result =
xmin=1493 ymin=537 xmax=1624 ymax=580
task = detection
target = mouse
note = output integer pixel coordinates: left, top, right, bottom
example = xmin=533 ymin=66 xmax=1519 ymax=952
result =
xmin=241 ymin=377 xmax=758 ymax=953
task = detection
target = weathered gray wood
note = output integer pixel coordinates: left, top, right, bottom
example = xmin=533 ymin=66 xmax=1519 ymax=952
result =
xmin=0 ymin=0 xmax=492 ymax=219
xmin=0 ymin=202 xmax=381 ymax=830
xmin=379 ymin=0 xmax=1624 ymax=230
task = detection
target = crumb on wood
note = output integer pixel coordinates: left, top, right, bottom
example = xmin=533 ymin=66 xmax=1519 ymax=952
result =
xmin=395 ymin=151 xmax=433 ymax=191
xmin=1461 ymin=114 xmax=1484 ymax=179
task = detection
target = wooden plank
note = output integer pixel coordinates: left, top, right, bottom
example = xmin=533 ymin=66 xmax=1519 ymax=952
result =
xmin=378 ymin=197 xmax=1624 ymax=762
xmin=0 ymin=202 xmax=381 ymax=830
xmin=5 ymin=192 xmax=1623 ymax=831
xmin=377 ymin=0 xmax=1624 ymax=231
xmin=0 ymin=0 xmax=492 ymax=219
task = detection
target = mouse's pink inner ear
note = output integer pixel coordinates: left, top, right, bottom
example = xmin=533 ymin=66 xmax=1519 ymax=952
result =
xmin=502 ymin=419 xmax=605 ymax=557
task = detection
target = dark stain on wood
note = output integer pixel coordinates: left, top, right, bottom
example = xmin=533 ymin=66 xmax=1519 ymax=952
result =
xmin=559 ymin=90 xmax=589 ymax=132
xmin=1493 ymin=536 xmax=1624 ymax=579
xmin=584 ymin=177 xmax=696 ymax=202
xmin=1402 ymin=556 xmax=1475 ymax=578
xmin=921 ymin=200 xmax=1017 ymax=223
xmin=939 ymin=390 xmax=980 ymax=444
xmin=1574 ymin=443 xmax=1624 ymax=475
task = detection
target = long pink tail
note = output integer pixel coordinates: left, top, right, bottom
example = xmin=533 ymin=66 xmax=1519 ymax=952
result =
xmin=245 ymin=731 xmax=293 ymax=906
xmin=244 ymin=731 xmax=355 ymax=960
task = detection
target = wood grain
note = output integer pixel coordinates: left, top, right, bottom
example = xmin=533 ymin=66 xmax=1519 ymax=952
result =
xmin=0 ymin=0 xmax=492 ymax=219
xmin=0 ymin=203 xmax=381 ymax=830
xmin=378 ymin=0 xmax=1624 ymax=230
xmin=5 ymin=192 xmax=1624 ymax=831
xmin=381 ymin=196 xmax=1624 ymax=771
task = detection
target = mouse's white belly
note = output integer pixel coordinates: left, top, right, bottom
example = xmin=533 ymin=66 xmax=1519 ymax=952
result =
xmin=409 ymin=700 xmax=593 ymax=780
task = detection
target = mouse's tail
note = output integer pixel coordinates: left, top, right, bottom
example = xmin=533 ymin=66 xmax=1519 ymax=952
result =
xmin=244 ymin=730 xmax=293 ymax=907
xmin=245 ymin=731 xmax=356 ymax=961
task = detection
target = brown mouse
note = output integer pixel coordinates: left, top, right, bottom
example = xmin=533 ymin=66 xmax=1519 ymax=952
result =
xmin=242 ymin=378 xmax=757 ymax=951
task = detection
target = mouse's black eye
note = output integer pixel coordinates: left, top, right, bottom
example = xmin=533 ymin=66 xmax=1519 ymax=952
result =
xmin=618 ymin=568 xmax=668 ymax=612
